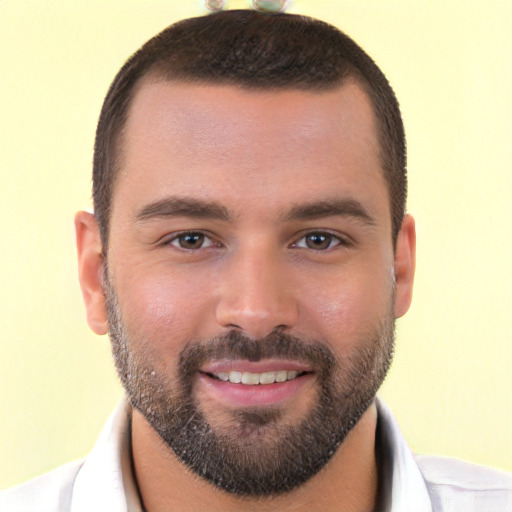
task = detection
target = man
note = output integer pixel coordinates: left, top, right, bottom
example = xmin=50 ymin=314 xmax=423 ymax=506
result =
xmin=1 ymin=8 xmax=510 ymax=512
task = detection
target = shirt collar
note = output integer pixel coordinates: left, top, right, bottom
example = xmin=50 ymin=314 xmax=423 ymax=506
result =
xmin=375 ymin=398 xmax=433 ymax=512
xmin=70 ymin=397 xmax=432 ymax=512
xmin=70 ymin=398 xmax=143 ymax=512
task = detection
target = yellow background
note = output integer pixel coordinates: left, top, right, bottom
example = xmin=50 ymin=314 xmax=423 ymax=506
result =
xmin=1 ymin=0 xmax=510 ymax=487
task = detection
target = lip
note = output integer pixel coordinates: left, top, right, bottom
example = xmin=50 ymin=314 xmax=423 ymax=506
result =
xmin=197 ymin=367 xmax=315 ymax=408
xmin=200 ymin=359 xmax=313 ymax=374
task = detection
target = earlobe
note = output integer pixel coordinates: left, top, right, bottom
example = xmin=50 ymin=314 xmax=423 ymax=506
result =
xmin=393 ymin=214 xmax=416 ymax=318
xmin=75 ymin=211 xmax=109 ymax=335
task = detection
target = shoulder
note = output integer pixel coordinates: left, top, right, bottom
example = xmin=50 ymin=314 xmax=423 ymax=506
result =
xmin=0 ymin=459 xmax=84 ymax=512
xmin=415 ymin=454 xmax=512 ymax=511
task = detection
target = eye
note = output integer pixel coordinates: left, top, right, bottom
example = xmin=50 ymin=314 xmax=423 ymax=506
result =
xmin=294 ymin=232 xmax=343 ymax=251
xmin=168 ymin=232 xmax=216 ymax=250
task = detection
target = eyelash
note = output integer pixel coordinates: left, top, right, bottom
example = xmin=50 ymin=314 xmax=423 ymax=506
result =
xmin=292 ymin=232 xmax=348 ymax=251
xmin=165 ymin=231 xmax=220 ymax=251
xmin=163 ymin=230 xmax=350 ymax=252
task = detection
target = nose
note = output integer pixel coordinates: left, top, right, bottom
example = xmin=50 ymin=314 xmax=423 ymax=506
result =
xmin=215 ymin=246 xmax=299 ymax=339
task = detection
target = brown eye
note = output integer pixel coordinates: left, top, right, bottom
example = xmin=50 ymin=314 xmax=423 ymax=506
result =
xmin=170 ymin=232 xmax=214 ymax=250
xmin=295 ymin=232 xmax=341 ymax=251
xmin=306 ymin=233 xmax=331 ymax=250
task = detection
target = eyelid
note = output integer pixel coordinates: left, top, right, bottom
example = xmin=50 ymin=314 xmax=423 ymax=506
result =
xmin=160 ymin=230 xmax=221 ymax=249
xmin=291 ymin=230 xmax=352 ymax=250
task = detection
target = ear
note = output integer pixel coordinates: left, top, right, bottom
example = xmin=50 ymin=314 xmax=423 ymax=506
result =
xmin=75 ymin=211 xmax=108 ymax=335
xmin=393 ymin=214 xmax=416 ymax=318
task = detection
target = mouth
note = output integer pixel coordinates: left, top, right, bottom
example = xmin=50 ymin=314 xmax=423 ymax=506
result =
xmin=205 ymin=369 xmax=309 ymax=385
xmin=197 ymin=360 xmax=315 ymax=407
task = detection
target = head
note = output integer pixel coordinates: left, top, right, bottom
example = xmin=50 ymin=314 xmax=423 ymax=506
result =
xmin=76 ymin=9 xmax=415 ymax=498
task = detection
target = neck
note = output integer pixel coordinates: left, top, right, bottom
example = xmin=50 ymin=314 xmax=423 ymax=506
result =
xmin=131 ymin=402 xmax=379 ymax=512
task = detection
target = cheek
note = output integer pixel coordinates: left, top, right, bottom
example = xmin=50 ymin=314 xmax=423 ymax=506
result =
xmin=300 ymin=262 xmax=393 ymax=344
xmin=116 ymin=271 xmax=215 ymax=363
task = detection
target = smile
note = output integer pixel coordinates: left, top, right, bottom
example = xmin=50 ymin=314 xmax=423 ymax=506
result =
xmin=197 ymin=362 xmax=315 ymax=408
xmin=207 ymin=370 xmax=306 ymax=385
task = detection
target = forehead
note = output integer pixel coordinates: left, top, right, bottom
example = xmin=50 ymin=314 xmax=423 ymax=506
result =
xmin=112 ymin=79 xmax=388 ymax=225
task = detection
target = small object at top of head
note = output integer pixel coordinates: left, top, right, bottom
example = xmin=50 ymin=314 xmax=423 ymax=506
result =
xmin=252 ymin=0 xmax=288 ymax=13
xmin=204 ymin=1 xmax=288 ymax=13
xmin=205 ymin=0 xmax=224 ymax=12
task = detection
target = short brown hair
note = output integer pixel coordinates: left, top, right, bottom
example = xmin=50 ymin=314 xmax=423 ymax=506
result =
xmin=93 ymin=9 xmax=406 ymax=248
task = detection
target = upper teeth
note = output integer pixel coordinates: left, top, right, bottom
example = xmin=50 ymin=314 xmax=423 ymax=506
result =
xmin=213 ymin=370 xmax=300 ymax=385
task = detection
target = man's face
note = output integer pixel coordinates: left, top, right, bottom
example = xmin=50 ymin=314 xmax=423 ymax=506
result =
xmin=87 ymin=80 xmax=413 ymax=495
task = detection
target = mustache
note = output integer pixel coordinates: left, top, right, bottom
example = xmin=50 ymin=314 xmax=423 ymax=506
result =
xmin=178 ymin=330 xmax=335 ymax=378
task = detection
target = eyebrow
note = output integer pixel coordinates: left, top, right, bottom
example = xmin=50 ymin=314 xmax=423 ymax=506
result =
xmin=135 ymin=196 xmax=376 ymax=226
xmin=136 ymin=197 xmax=232 ymax=223
xmin=282 ymin=198 xmax=376 ymax=225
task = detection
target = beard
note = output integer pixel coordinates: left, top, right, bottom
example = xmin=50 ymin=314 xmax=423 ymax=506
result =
xmin=105 ymin=276 xmax=395 ymax=497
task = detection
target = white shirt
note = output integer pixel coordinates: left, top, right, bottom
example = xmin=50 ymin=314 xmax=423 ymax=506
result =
xmin=1 ymin=397 xmax=510 ymax=511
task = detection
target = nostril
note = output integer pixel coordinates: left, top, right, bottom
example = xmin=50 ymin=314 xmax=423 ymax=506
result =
xmin=215 ymin=286 xmax=300 ymax=340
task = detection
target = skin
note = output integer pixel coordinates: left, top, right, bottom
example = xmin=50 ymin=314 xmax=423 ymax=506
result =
xmin=75 ymin=79 xmax=415 ymax=511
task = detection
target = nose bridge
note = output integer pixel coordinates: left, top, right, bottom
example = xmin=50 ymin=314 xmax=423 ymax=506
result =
xmin=215 ymin=241 xmax=298 ymax=338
